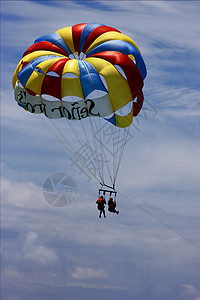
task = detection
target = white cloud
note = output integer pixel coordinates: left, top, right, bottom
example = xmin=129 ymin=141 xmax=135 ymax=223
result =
xmin=146 ymin=85 xmax=200 ymax=115
xmin=22 ymin=231 xmax=59 ymax=265
xmin=118 ymin=138 xmax=200 ymax=192
xmin=70 ymin=266 xmax=107 ymax=280
xmin=66 ymin=281 xmax=130 ymax=291
xmin=3 ymin=266 xmax=22 ymax=280
xmin=1 ymin=178 xmax=44 ymax=208
xmin=180 ymin=284 xmax=200 ymax=300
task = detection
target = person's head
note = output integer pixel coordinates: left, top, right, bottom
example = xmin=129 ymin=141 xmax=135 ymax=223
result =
xmin=110 ymin=197 xmax=113 ymax=201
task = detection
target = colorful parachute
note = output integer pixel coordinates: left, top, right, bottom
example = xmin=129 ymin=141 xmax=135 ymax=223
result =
xmin=13 ymin=23 xmax=147 ymax=189
xmin=13 ymin=23 xmax=146 ymax=128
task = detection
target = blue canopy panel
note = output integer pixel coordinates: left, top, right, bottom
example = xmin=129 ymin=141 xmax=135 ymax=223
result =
xmin=79 ymin=23 xmax=104 ymax=53
xmin=34 ymin=32 xmax=72 ymax=55
xmin=104 ymin=114 xmax=116 ymax=126
xmin=87 ymin=40 xmax=147 ymax=80
xmin=17 ymin=55 xmax=58 ymax=87
xmin=78 ymin=60 xmax=107 ymax=98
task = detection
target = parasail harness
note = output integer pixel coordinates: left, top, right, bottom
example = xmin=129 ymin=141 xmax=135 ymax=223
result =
xmin=99 ymin=184 xmax=117 ymax=204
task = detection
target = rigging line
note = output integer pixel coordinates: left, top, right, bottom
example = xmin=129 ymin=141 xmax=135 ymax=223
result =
xmin=90 ymin=116 xmax=104 ymax=183
xmin=64 ymin=116 xmax=103 ymax=183
xmin=111 ymin=96 xmax=133 ymax=184
xmin=81 ymin=106 xmax=104 ymax=181
xmin=79 ymin=118 xmax=104 ymax=183
xmin=113 ymin=124 xmax=122 ymax=187
xmin=113 ymin=126 xmax=126 ymax=181
xmin=118 ymin=191 xmax=200 ymax=251
xmin=94 ymin=116 xmax=113 ymax=186
xmin=113 ymin=101 xmax=135 ymax=184
xmin=112 ymin=125 xmax=116 ymax=185
xmin=88 ymin=116 xmax=107 ymax=184
xmin=113 ymin=123 xmax=123 ymax=184
xmin=113 ymin=126 xmax=131 ymax=186
xmin=117 ymin=127 xmax=131 ymax=177
xmin=60 ymin=92 xmax=102 ymax=183
xmin=89 ymin=117 xmax=103 ymax=180
xmin=91 ymin=116 xmax=114 ymax=187
xmin=97 ymin=116 xmax=105 ymax=184
xmin=51 ymin=118 xmax=102 ymax=183
xmin=36 ymin=115 xmax=74 ymax=153
xmin=97 ymin=94 xmax=106 ymax=184
xmin=36 ymin=115 xmax=101 ymax=184
xmin=114 ymin=100 xmax=133 ymax=165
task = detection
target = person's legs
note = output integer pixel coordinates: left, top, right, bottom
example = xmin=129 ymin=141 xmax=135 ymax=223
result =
xmin=99 ymin=209 xmax=102 ymax=218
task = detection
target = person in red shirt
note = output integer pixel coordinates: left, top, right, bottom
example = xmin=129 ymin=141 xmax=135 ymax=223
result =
xmin=96 ymin=196 xmax=106 ymax=218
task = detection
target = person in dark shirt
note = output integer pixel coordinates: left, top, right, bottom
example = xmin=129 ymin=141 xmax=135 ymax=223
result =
xmin=108 ymin=197 xmax=119 ymax=215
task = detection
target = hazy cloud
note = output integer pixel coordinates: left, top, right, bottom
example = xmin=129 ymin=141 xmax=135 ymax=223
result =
xmin=2 ymin=178 xmax=44 ymax=208
xmin=70 ymin=266 xmax=107 ymax=280
xmin=22 ymin=231 xmax=59 ymax=265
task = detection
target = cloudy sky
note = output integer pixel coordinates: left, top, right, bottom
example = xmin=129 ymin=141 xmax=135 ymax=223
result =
xmin=1 ymin=1 xmax=200 ymax=299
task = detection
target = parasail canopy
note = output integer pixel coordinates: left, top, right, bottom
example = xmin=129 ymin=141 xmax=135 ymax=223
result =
xmin=13 ymin=23 xmax=147 ymax=128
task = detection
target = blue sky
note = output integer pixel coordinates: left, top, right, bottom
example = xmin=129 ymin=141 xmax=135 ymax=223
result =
xmin=1 ymin=1 xmax=200 ymax=299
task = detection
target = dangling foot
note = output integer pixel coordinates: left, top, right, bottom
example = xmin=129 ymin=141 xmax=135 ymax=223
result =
xmin=99 ymin=215 xmax=101 ymax=218
xmin=116 ymin=211 xmax=119 ymax=215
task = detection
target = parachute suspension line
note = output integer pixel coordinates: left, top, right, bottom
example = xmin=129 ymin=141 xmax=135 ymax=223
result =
xmin=96 ymin=116 xmax=105 ymax=184
xmin=60 ymin=94 xmax=103 ymax=184
xmin=100 ymin=81 xmax=133 ymax=189
xmin=64 ymin=116 xmax=104 ymax=183
xmin=56 ymin=95 xmax=101 ymax=183
xmin=88 ymin=116 xmax=105 ymax=185
xmin=90 ymin=116 xmax=114 ymax=188
xmin=115 ymin=125 xmax=126 ymax=187
xmin=79 ymin=118 xmax=104 ymax=183
xmin=93 ymin=115 xmax=115 ymax=187
xmin=113 ymin=126 xmax=123 ymax=183
xmin=87 ymin=116 xmax=104 ymax=184
xmin=51 ymin=119 xmax=102 ymax=184
xmin=112 ymin=124 xmax=121 ymax=188
xmin=96 ymin=116 xmax=112 ymax=187
xmin=110 ymin=96 xmax=134 ymax=187
xmin=109 ymin=121 xmax=122 ymax=189
xmin=115 ymin=127 xmax=130 ymax=185
xmin=35 ymin=115 xmax=102 ymax=185
xmin=35 ymin=115 xmax=75 ymax=154
xmin=113 ymin=125 xmax=131 ymax=187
